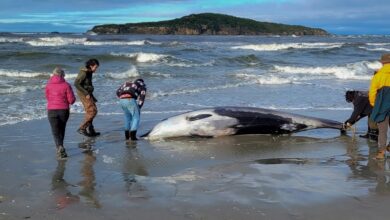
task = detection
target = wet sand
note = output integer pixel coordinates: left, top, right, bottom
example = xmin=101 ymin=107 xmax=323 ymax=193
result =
xmin=1 ymin=111 xmax=390 ymax=220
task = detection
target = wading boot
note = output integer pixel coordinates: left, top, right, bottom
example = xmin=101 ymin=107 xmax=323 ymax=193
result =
xmin=88 ymin=125 xmax=100 ymax=137
xmin=125 ymin=130 xmax=130 ymax=140
xmin=368 ymin=129 xmax=379 ymax=141
xmin=57 ymin=145 xmax=68 ymax=160
xmin=77 ymin=128 xmax=90 ymax=137
xmin=130 ymin=130 xmax=138 ymax=141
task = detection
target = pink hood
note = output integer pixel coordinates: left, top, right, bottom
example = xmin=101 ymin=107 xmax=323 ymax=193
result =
xmin=45 ymin=75 xmax=76 ymax=110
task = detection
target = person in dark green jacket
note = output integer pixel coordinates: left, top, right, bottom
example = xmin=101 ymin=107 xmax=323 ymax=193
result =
xmin=74 ymin=59 xmax=100 ymax=137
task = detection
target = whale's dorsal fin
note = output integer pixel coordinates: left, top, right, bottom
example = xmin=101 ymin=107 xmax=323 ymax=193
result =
xmin=187 ymin=114 xmax=212 ymax=121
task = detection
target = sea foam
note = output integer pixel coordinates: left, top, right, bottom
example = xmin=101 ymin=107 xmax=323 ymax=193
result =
xmin=110 ymin=52 xmax=169 ymax=63
xmin=24 ymin=36 xmax=160 ymax=47
xmin=105 ymin=66 xmax=140 ymax=79
xmin=234 ymin=73 xmax=293 ymax=84
xmin=231 ymin=42 xmax=344 ymax=51
xmin=273 ymin=61 xmax=381 ymax=80
xmin=0 ymin=69 xmax=48 ymax=78
xmin=0 ymin=85 xmax=44 ymax=94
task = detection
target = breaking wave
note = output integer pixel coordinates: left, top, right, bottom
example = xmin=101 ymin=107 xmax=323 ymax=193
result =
xmin=273 ymin=61 xmax=381 ymax=80
xmin=23 ymin=36 xmax=160 ymax=47
xmin=149 ymin=83 xmax=252 ymax=99
xmin=0 ymin=69 xmax=48 ymax=78
xmin=105 ymin=66 xmax=140 ymax=79
xmin=234 ymin=73 xmax=293 ymax=84
xmin=0 ymin=69 xmax=78 ymax=79
xmin=231 ymin=42 xmax=344 ymax=51
xmin=110 ymin=52 xmax=169 ymax=63
xmin=0 ymin=85 xmax=44 ymax=94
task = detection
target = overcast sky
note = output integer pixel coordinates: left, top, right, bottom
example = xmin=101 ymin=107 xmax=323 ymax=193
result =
xmin=0 ymin=0 xmax=389 ymax=35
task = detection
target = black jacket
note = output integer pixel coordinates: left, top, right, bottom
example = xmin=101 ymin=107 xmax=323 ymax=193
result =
xmin=346 ymin=91 xmax=372 ymax=124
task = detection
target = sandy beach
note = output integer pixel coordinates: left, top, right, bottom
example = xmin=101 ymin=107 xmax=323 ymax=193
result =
xmin=0 ymin=110 xmax=389 ymax=220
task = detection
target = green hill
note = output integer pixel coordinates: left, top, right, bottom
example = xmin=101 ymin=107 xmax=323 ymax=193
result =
xmin=90 ymin=13 xmax=329 ymax=36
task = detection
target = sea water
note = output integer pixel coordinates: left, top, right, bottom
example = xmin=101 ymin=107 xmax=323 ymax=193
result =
xmin=0 ymin=33 xmax=389 ymax=126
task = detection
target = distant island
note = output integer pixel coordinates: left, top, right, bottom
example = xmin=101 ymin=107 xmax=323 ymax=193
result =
xmin=90 ymin=13 xmax=329 ymax=36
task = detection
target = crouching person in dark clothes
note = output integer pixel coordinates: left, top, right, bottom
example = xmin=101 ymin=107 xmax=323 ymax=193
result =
xmin=45 ymin=67 xmax=76 ymax=160
xmin=74 ymin=59 xmax=100 ymax=137
xmin=344 ymin=90 xmax=378 ymax=141
xmin=116 ymin=79 xmax=147 ymax=141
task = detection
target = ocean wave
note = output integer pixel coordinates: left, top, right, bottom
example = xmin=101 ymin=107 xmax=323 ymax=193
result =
xmin=150 ymin=83 xmax=251 ymax=99
xmin=0 ymin=69 xmax=78 ymax=79
xmin=26 ymin=37 xmax=88 ymax=46
xmin=85 ymin=40 xmax=160 ymax=46
xmin=146 ymin=71 xmax=171 ymax=78
xmin=366 ymin=43 xmax=390 ymax=46
xmin=231 ymin=42 xmax=344 ymax=51
xmin=63 ymin=73 xmax=78 ymax=79
xmin=110 ymin=52 xmax=169 ymax=63
xmin=24 ymin=36 xmax=160 ymax=47
xmin=0 ymin=69 xmax=49 ymax=78
xmin=273 ymin=61 xmax=381 ymax=80
xmin=0 ymin=37 xmax=25 ymax=43
xmin=110 ymin=52 xmax=212 ymax=67
xmin=359 ymin=46 xmax=390 ymax=52
xmin=105 ymin=66 xmax=140 ymax=79
xmin=165 ymin=60 xmax=215 ymax=67
xmin=225 ymin=54 xmax=261 ymax=66
xmin=0 ymin=111 xmax=46 ymax=126
xmin=234 ymin=73 xmax=293 ymax=84
xmin=0 ymin=85 xmax=44 ymax=94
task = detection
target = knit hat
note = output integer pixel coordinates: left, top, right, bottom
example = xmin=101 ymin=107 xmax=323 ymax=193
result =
xmin=380 ymin=54 xmax=390 ymax=64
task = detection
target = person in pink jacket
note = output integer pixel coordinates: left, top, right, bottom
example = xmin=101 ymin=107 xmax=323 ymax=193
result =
xmin=45 ymin=67 xmax=76 ymax=160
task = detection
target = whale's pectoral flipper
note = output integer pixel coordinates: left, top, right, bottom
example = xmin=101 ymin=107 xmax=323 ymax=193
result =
xmin=186 ymin=114 xmax=212 ymax=121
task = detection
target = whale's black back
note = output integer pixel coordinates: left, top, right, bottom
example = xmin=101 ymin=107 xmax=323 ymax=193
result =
xmin=214 ymin=107 xmax=308 ymax=134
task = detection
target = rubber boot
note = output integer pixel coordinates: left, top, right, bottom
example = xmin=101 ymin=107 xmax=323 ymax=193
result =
xmin=368 ymin=129 xmax=379 ymax=141
xmin=130 ymin=130 xmax=138 ymax=141
xmin=88 ymin=124 xmax=100 ymax=137
xmin=125 ymin=130 xmax=130 ymax=140
xmin=77 ymin=128 xmax=90 ymax=137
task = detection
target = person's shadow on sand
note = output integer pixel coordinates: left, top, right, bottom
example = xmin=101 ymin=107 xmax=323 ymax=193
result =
xmin=51 ymin=160 xmax=80 ymax=209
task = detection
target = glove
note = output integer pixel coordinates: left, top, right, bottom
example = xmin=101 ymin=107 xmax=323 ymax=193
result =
xmin=343 ymin=122 xmax=352 ymax=129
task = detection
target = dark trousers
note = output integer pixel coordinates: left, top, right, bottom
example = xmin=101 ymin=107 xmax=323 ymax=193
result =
xmin=48 ymin=109 xmax=70 ymax=147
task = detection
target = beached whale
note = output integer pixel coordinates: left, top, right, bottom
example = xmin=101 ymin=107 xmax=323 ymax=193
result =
xmin=142 ymin=106 xmax=344 ymax=140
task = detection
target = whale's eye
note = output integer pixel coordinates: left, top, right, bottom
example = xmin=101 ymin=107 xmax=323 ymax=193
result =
xmin=187 ymin=114 xmax=212 ymax=121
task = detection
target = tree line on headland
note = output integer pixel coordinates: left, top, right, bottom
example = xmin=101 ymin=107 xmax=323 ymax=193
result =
xmin=90 ymin=13 xmax=329 ymax=36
